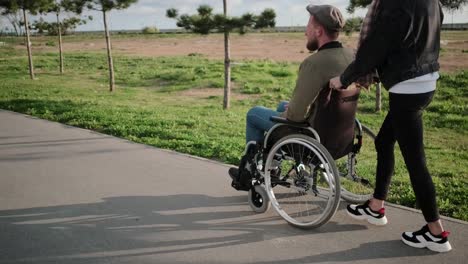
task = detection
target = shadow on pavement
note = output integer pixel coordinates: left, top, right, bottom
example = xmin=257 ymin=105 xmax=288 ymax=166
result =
xmin=253 ymin=239 xmax=437 ymax=264
xmin=0 ymin=195 xmax=374 ymax=264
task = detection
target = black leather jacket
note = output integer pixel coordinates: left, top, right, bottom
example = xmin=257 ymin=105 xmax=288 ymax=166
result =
xmin=340 ymin=0 xmax=444 ymax=90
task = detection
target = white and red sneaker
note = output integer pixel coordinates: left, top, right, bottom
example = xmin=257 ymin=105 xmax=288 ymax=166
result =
xmin=346 ymin=200 xmax=388 ymax=226
xmin=402 ymin=225 xmax=452 ymax=253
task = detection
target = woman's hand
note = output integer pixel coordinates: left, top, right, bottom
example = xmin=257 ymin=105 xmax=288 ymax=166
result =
xmin=329 ymin=76 xmax=343 ymax=90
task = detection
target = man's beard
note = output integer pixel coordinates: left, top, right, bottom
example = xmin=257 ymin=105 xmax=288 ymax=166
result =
xmin=307 ymin=38 xmax=319 ymax=52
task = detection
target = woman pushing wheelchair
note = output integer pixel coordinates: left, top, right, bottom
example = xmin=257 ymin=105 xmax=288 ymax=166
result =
xmin=329 ymin=0 xmax=451 ymax=253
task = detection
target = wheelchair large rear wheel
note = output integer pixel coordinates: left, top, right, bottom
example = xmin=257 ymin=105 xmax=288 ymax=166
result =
xmin=338 ymin=125 xmax=377 ymax=203
xmin=264 ymin=134 xmax=340 ymax=229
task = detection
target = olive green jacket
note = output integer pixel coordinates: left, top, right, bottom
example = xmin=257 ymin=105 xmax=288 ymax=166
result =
xmin=282 ymin=42 xmax=355 ymax=123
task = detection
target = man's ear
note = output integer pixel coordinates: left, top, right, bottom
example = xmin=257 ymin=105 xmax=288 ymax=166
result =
xmin=315 ymin=26 xmax=323 ymax=37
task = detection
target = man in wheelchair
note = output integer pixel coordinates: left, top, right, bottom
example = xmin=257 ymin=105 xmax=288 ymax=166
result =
xmin=229 ymin=4 xmax=360 ymax=191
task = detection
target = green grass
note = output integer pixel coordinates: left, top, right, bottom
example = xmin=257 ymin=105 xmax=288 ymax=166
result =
xmin=0 ymin=43 xmax=467 ymax=221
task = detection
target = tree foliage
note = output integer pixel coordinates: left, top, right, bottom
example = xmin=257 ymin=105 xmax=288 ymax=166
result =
xmin=142 ymin=26 xmax=158 ymax=34
xmin=63 ymin=0 xmax=137 ymax=13
xmin=30 ymin=0 xmax=93 ymax=36
xmin=255 ymin=8 xmax=276 ymax=28
xmin=346 ymin=0 xmax=371 ymax=13
xmin=440 ymin=0 xmax=468 ymax=10
xmin=33 ymin=17 xmax=89 ymax=35
xmin=0 ymin=0 xmax=55 ymax=14
xmin=343 ymin=17 xmax=363 ymax=36
xmin=2 ymin=10 xmax=23 ymax=35
xmin=166 ymin=5 xmax=276 ymax=35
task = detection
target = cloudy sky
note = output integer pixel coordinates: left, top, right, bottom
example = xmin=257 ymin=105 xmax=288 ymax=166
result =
xmin=4 ymin=0 xmax=468 ymax=32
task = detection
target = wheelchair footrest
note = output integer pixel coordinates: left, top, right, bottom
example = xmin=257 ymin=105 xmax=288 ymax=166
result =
xmin=231 ymin=180 xmax=250 ymax=192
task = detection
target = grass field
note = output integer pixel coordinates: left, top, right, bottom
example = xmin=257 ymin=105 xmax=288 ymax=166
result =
xmin=0 ymin=34 xmax=467 ymax=221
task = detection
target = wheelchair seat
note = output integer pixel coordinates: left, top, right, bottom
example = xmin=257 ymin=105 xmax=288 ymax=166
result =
xmin=270 ymin=116 xmax=309 ymax=128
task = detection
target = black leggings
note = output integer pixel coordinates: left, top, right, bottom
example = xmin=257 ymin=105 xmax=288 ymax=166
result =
xmin=373 ymin=91 xmax=439 ymax=222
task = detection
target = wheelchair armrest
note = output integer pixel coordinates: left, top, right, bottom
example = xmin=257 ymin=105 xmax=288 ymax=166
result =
xmin=270 ymin=116 xmax=310 ymax=128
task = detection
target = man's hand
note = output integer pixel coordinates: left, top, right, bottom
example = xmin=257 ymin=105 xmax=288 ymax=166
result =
xmin=329 ymin=76 xmax=343 ymax=90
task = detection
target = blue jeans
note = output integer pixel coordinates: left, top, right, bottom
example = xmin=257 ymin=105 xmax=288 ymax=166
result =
xmin=246 ymin=101 xmax=288 ymax=143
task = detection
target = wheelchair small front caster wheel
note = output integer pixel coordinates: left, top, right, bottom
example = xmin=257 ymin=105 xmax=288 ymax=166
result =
xmin=248 ymin=185 xmax=270 ymax=213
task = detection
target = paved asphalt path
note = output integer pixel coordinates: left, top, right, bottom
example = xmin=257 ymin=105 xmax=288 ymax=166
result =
xmin=0 ymin=110 xmax=466 ymax=264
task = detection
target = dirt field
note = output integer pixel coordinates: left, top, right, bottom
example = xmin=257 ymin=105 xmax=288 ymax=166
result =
xmin=32 ymin=32 xmax=468 ymax=73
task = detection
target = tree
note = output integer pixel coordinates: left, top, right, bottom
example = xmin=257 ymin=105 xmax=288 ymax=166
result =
xmin=33 ymin=0 xmax=91 ymax=74
xmin=142 ymin=26 xmax=158 ymax=34
xmin=0 ymin=12 xmax=3 ymax=35
xmin=49 ymin=1 xmax=83 ymax=74
xmin=0 ymin=0 xmax=55 ymax=79
xmin=222 ymin=1 xmax=230 ymax=110
xmin=66 ymin=0 xmax=138 ymax=92
xmin=167 ymin=4 xmax=276 ymax=109
xmin=343 ymin=17 xmax=363 ymax=36
xmin=2 ymin=10 xmax=23 ymax=36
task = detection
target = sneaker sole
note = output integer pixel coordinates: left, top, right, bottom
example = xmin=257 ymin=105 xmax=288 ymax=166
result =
xmin=401 ymin=237 xmax=452 ymax=253
xmin=346 ymin=210 xmax=388 ymax=226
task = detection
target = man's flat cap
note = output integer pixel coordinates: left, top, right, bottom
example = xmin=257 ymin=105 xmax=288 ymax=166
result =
xmin=306 ymin=4 xmax=345 ymax=32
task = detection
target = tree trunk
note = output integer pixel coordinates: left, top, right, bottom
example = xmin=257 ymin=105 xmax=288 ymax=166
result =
xmin=10 ymin=19 xmax=19 ymax=36
xmin=23 ymin=8 xmax=34 ymax=80
xmin=103 ymin=10 xmax=115 ymax=92
xmin=7 ymin=13 xmax=21 ymax=36
xmin=13 ymin=24 xmax=19 ymax=36
xmin=375 ymin=82 xmax=382 ymax=112
xmin=57 ymin=12 xmax=64 ymax=74
xmin=223 ymin=0 xmax=231 ymax=110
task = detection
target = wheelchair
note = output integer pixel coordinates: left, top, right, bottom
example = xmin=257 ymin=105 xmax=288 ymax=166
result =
xmin=233 ymin=88 xmax=377 ymax=229
xmin=236 ymin=117 xmax=376 ymax=229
